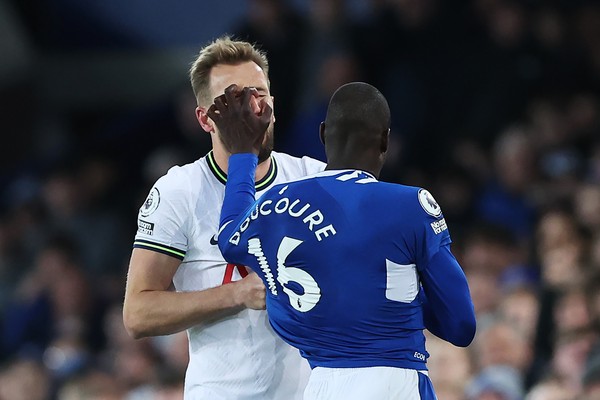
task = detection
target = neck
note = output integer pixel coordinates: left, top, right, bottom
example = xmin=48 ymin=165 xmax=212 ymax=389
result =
xmin=325 ymin=153 xmax=382 ymax=179
xmin=212 ymin=147 xmax=271 ymax=181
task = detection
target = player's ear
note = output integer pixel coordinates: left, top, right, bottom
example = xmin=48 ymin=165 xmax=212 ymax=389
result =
xmin=196 ymin=106 xmax=214 ymax=133
xmin=319 ymin=122 xmax=326 ymax=146
xmin=380 ymin=128 xmax=389 ymax=153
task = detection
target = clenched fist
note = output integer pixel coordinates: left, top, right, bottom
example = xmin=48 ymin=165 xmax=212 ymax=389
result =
xmin=233 ymin=272 xmax=267 ymax=310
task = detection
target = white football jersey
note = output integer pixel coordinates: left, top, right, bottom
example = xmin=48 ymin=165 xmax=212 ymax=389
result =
xmin=133 ymin=150 xmax=325 ymax=400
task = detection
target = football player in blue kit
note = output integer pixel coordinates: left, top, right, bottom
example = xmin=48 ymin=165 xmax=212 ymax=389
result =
xmin=210 ymin=82 xmax=476 ymax=399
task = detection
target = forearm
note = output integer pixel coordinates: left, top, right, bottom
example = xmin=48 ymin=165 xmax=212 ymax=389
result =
xmin=123 ymin=282 xmax=244 ymax=338
xmin=420 ymin=246 xmax=476 ymax=346
xmin=218 ymin=153 xmax=258 ymax=258
xmin=220 ymin=153 xmax=257 ymax=226
xmin=419 ymin=290 xmax=448 ymax=341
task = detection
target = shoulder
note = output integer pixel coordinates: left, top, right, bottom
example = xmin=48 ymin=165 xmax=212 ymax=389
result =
xmin=373 ymin=182 xmax=419 ymax=199
xmin=145 ymin=159 xmax=209 ymax=205
xmin=137 ymin=159 xmax=210 ymax=224
xmin=273 ymin=151 xmax=326 ymax=177
xmin=153 ymin=159 xmax=204 ymax=189
xmin=376 ymin=183 xmax=443 ymax=218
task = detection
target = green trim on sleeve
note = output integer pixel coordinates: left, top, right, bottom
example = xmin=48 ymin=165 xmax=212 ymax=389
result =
xmin=133 ymin=239 xmax=186 ymax=260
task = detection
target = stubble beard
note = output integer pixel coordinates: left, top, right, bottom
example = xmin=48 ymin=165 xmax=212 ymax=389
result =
xmin=258 ymin=124 xmax=275 ymax=163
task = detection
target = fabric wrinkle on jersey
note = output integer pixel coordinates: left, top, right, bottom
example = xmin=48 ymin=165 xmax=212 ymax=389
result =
xmin=133 ymin=151 xmax=325 ymax=400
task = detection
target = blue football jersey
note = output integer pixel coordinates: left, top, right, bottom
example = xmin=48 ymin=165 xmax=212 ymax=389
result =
xmin=219 ymin=155 xmax=475 ymax=370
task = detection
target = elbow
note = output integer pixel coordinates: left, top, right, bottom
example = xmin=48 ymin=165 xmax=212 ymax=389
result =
xmin=122 ymin=305 xmax=150 ymax=340
xmin=448 ymin=316 xmax=477 ymax=347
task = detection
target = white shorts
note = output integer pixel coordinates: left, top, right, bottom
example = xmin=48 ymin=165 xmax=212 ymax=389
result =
xmin=303 ymin=366 xmax=437 ymax=400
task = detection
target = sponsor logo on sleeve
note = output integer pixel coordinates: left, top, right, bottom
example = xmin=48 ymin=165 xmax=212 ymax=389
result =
xmin=140 ymin=187 xmax=160 ymax=217
xmin=418 ymin=189 xmax=442 ymax=217
xmin=138 ymin=219 xmax=155 ymax=235
xmin=430 ymin=218 xmax=448 ymax=235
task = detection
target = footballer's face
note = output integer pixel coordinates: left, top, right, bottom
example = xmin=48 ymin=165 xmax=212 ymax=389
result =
xmin=208 ymin=61 xmax=275 ymax=163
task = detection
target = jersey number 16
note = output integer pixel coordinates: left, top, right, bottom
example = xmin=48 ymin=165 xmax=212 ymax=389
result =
xmin=249 ymin=236 xmax=321 ymax=312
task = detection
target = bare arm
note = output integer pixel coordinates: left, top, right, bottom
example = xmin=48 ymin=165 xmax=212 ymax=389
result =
xmin=122 ymin=248 xmax=264 ymax=338
xmin=123 ymin=85 xmax=272 ymax=339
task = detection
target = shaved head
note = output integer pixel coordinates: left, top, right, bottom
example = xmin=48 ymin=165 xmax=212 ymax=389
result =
xmin=321 ymin=82 xmax=391 ymax=177
xmin=325 ymin=82 xmax=390 ymax=141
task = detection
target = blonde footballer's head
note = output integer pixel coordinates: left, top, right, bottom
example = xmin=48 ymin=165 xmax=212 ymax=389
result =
xmin=191 ymin=36 xmax=275 ymax=164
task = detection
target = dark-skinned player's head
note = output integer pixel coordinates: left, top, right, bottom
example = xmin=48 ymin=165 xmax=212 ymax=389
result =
xmin=320 ymin=82 xmax=390 ymax=178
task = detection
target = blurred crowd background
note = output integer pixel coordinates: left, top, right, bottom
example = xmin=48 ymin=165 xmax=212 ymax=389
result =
xmin=1 ymin=0 xmax=600 ymax=399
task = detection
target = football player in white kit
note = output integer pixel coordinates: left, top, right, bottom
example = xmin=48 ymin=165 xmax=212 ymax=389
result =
xmin=122 ymin=36 xmax=324 ymax=399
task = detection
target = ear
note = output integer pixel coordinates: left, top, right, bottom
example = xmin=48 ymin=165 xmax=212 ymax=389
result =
xmin=380 ymin=128 xmax=389 ymax=153
xmin=196 ymin=106 xmax=214 ymax=133
xmin=319 ymin=122 xmax=326 ymax=146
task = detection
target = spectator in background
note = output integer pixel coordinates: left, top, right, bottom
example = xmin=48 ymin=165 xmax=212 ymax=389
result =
xmin=476 ymin=127 xmax=538 ymax=243
xmin=466 ymin=364 xmax=525 ymax=400
xmin=426 ymin=332 xmax=473 ymax=399
xmin=427 ymin=164 xmax=478 ymax=240
xmin=472 ymin=318 xmax=532 ymax=376
xmin=574 ymin=183 xmax=600 ymax=234
xmin=553 ymin=284 xmax=592 ymax=335
xmin=459 ymin=222 xmax=537 ymax=328
xmin=234 ymin=0 xmax=308 ymax=137
xmin=294 ymin=0 xmax=356 ymax=112
xmin=282 ymin=51 xmax=360 ymax=161
xmin=550 ymin=327 xmax=598 ymax=395
xmin=535 ymin=209 xmax=586 ymax=289
xmin=465 ymin=268 xmax=501 ymax=324
xmin=1 ymin=233 xmax=106 ymax=365
xmin=277 ymin=0 xmax=364 ymax=162
xmin=525 ymin=376 xmax=574 ymax=400
xmin=0 ymin=358 xmax=51 ymax=400
xmin=461 ymin=222 xmax=530 ymax=282
xmin=40 ymin=158 xmax=131 ymax=279
xmin=56 ymin=367 xmax=125 ymax=400
xmin=498 ymin=285 xmax=540 ymax=345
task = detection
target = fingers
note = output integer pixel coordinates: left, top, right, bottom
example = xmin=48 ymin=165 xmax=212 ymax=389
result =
xmin=206 ymin=103 xmax=220 ymax=122
xmin=239 ymin=87 xmax=254 ymax=118
xmin=210 ymin=85 xmax=252 ymax=119
xmin=209 ymin=84 xmax=239 ymax=118
xmin=213 ymin=93 xmax=227 ymax=112
xmin=208 ymin=85 xmax=271 ymax=146
xmin=224 ymin=84 xmax=241 ymax=110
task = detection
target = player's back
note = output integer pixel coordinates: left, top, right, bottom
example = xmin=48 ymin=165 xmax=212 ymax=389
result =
xmin=226 ymin=169 xmax=451 ymax=371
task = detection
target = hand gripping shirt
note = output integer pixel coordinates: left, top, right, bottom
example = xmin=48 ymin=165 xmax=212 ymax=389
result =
xmin=133 ymin=151 xmax=325 ymax=400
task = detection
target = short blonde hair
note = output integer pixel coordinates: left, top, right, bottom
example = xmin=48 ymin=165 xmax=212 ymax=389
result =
xmin=189 ymin=36 xmax=269 ymax=106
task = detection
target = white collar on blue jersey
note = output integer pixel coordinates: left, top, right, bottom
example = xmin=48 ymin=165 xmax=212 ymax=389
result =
xmin=311 ymin=169 xmax=377 ymax=180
